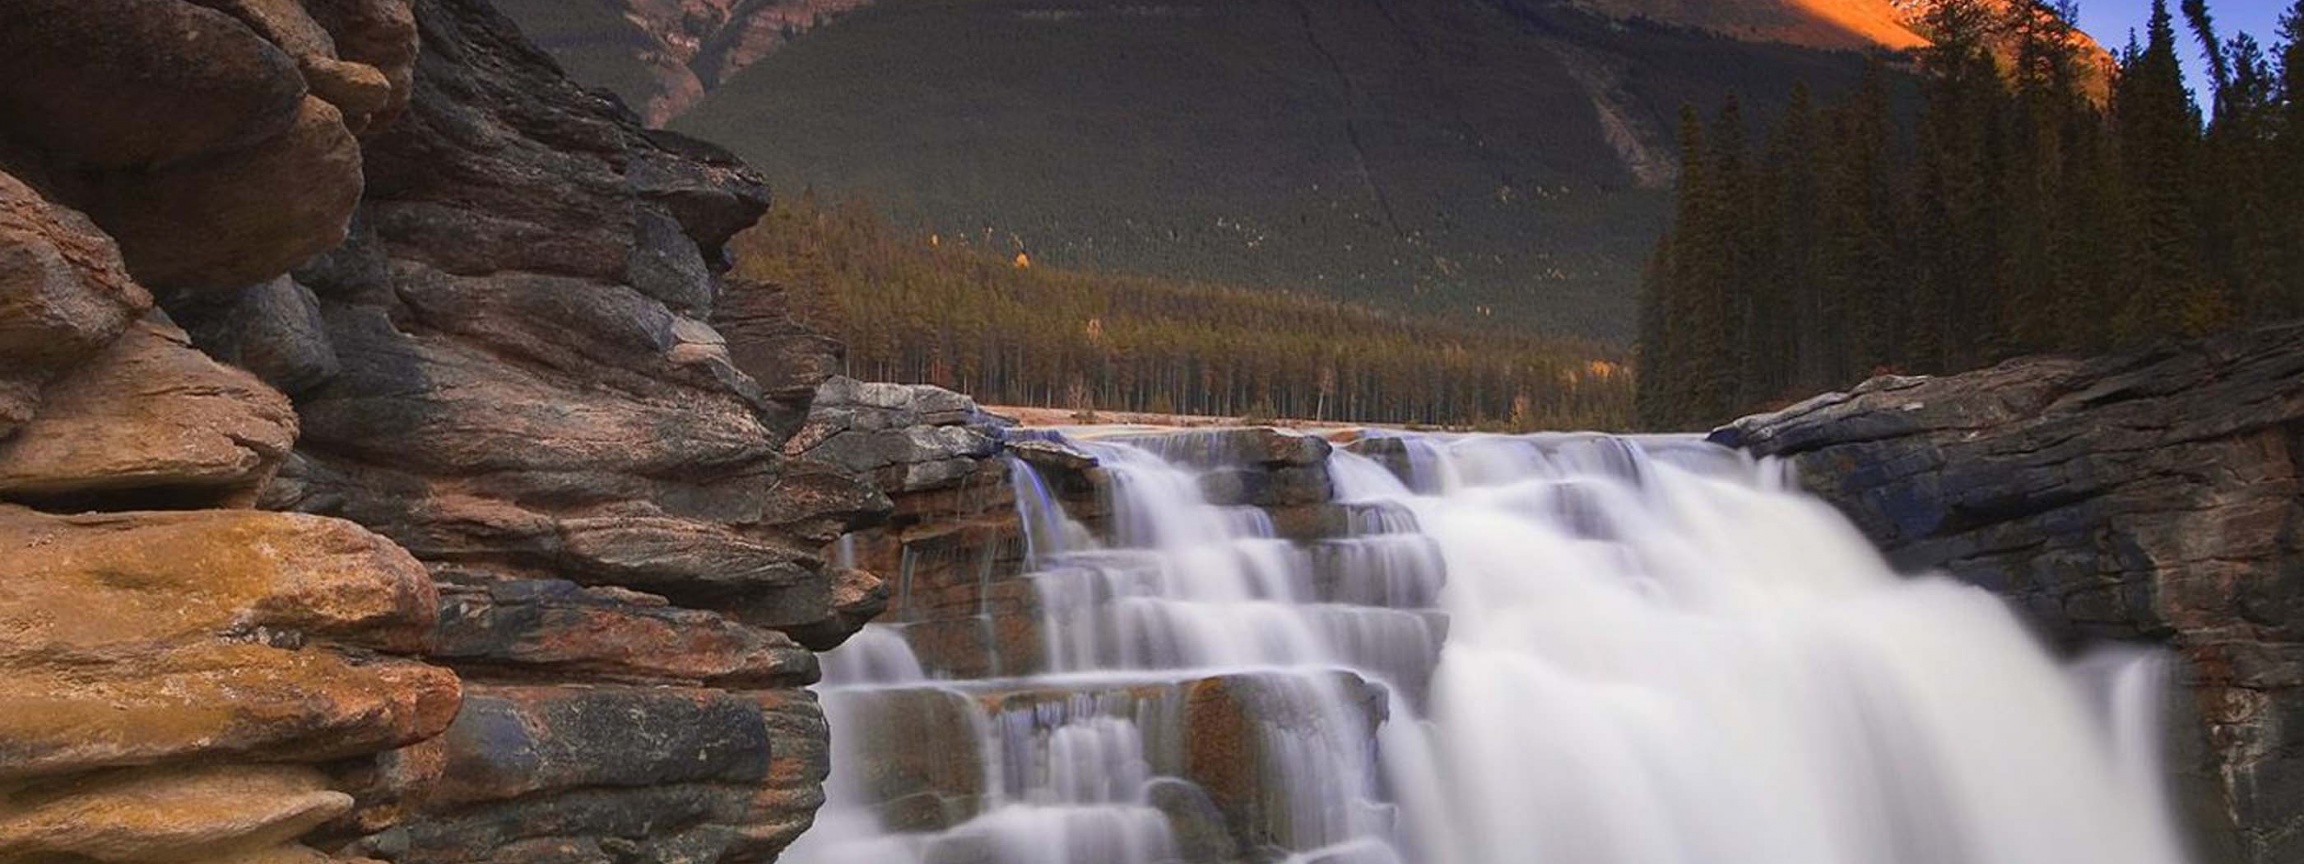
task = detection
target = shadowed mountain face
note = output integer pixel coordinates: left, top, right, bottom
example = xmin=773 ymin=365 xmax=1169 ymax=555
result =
xmin=499 ymin=0 xmax=1905 ymax=341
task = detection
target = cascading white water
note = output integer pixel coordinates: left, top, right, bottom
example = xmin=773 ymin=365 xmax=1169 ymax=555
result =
xmin=794 ymin=430 xmax=2194 ymax=864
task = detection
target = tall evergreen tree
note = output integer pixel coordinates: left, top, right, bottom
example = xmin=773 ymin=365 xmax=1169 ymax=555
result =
xmin=2181 ymin=0 xmax=2231 ymax=95
xmin=2001 ymin=0 xmax=2112 ymax=354
xmin=2112 ymin=0 xmax=2214 ymax=337
xmin=2275 ymin=2 xmax=2304 ymax=313
xmin=1915 ymin=0 xmax=2005 ymax=369
xmin=1709 ymin=97 xmax=1761 ymax=414
xmin=1816 ymin=59 xmax=1906 ymax=380
xmin=1633 ymin=235 xmax=1674 ymax=426
xmin=2203 ymin=34 xmax=2282 ymax=316
xmin=1662 ymin=104 xmax=1728 ymax=427
xmin=1764 ymin=83 xmax=1830 ymax=397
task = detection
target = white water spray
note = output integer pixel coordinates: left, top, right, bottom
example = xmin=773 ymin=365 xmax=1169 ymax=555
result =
xmin=794 ymin=430 xmax=2193 ymax=864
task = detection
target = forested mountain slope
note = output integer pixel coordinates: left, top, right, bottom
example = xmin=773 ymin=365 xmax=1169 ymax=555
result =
xmin=498 ymin=0 xmax=1916 ymax=340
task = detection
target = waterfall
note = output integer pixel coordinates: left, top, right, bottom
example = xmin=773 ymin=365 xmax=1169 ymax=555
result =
xmin=794 ymin=430 xmax=2194 ymax=864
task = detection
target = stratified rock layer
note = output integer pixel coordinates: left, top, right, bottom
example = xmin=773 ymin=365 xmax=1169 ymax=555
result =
xmin=274 ymin=0 xmax=874 ymax=641
xmin=0 ymin=0 xmax=875 ymax=861
xmin=1716 ymin=322 xmax=2304 ymax=864
xmin=0 ymin=173 xmax=149 ymax=438
xmin=0 ymin=505 xmax=457 ymax=863
xmin=0 ymin=4 xmax=452 ymax=856
xmin=257 ymin=1 xmax=881 ymax=859
xmin=0 ymin=316 xmax=299 ymax=510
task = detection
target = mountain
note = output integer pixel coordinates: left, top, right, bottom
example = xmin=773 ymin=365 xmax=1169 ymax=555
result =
xmin=491 ymin=0 xmax=2091 ymax=341
xmin=1573 ymin=0 xmax=1928 ymax=49
xmin=488 ymin=0 xmax=875 ymax=125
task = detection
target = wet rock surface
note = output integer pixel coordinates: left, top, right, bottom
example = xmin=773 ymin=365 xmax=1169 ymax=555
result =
xmin=1718 ymin=321 xmax=2304 ymax=864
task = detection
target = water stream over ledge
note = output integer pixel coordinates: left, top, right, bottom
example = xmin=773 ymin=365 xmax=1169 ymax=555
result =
xmin=788 ymin=430 xmax=2193 ymax=864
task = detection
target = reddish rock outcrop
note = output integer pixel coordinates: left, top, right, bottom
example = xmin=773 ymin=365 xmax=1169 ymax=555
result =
xmin=0 ymin=316 xmax=298 ymax=510
xmin=0 ymin=505 xmax=457 ymax=864
xmin=0 ymin=0 xmax=415 ymax=292
xmin=0 ymin=0 xmax=879 ymax=861
xmin=0 ymin=20 xmax=450 ymax=842
xmin=0 ymin=174 xmax=150 ymax=439
xmin=1716 ymin=322 xmax=2304 ymax=864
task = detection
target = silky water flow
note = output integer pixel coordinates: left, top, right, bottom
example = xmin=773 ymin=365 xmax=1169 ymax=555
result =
xmin=787 ymin=431 xmax=2192 ymax=864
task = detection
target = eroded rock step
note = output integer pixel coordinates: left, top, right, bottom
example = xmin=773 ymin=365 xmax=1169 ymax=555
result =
xmin=818 ymin=669 xmax=1392 ymax=864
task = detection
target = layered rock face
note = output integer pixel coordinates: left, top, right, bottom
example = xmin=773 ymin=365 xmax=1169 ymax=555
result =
xmin=786 ymin=378 xmax=1022 ymax=675
xmin=789 ymin=387 xmax=1422 ymax=859
xmin=809 ymin=388 xmax=1376 ymax=688
xmin=0 ymin=4 xmax=450 ymax=861
xmin=0 ymin=0 xmax=878 ymax=861
xmin=1716 ymin=322 xmax=2304 ymax=864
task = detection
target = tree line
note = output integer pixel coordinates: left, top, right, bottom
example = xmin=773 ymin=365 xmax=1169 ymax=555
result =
xmin=732 ymin=194 xmax=1634 ymax=430
xmin=1637 ymin=0 xmax=2304 ymax=430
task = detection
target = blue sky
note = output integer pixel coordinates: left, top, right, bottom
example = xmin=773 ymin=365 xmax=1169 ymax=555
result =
xmin=2075 ymin=0 xmax=2291 ymax=103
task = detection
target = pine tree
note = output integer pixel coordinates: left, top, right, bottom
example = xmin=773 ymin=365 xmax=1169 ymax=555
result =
xmin=2181 ymin=0 xmax=2230 ymax=95
xmin=1765 ymin=84 xmax=1831 ymax=396
xmin=2275 ymin=2 xmax=2304 ymax=314
xmin=1914 ymin=0 xmax=2004 ymax=369
xmin=2111 ymin=0 xmax=2214 ymax=338
xmin=1661 ymin=105 xmax=1717 ymax=428
xmin=2000 ymin=0 xmax=2114 ymax=355
xmin=1635 ymin=235 xmax=1674 ymax=428
xmin=2203 ymin=33 xmax=2282 ymax=317
xmin=1707 ymin=96 xmax=1755 ymax=417
xmin=1816 ymin=59 xmax=1906 ymax=381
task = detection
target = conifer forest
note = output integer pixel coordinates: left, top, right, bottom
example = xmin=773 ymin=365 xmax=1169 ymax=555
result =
xmin=1638 ymin=0 xmax=2304 ymax=429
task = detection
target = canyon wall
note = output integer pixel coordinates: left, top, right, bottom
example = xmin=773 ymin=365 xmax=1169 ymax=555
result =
xmin=1717 ymin=322 xmax=2304 ymax=864
xmin=0 ymin=0 xmax=881 ymax=861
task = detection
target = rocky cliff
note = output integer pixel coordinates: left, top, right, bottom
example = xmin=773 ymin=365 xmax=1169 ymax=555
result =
xmin=1716 ymin=322 xmax=2304 ymax=864
xmin=0 ymin=0 xmax=880 ymax=861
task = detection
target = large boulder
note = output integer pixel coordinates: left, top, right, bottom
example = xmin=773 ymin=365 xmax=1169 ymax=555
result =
xmin=343 ymin=685 xmax=829 ymax=863
xmin=82 ymin=96 xmax=365 ymax=292
xmin=0 ymin=0 xmax=411 ymax=293
xmin=0 ymin=0 xmax=307 ymax=171
xmin=1716 ymin=322 xmax=2304 ymax=864
xmin=789 ymin=377 xmax=1011 ymax=494
xmin=0 ymin=765 xmax=354 ymax=863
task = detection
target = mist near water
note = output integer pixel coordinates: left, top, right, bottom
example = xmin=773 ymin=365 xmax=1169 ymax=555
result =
xmin=791 ymin=431 xmax=2192 ymax=864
